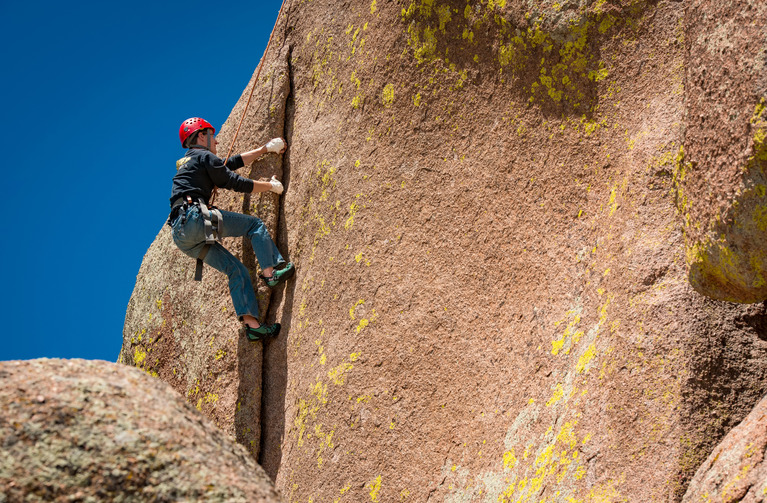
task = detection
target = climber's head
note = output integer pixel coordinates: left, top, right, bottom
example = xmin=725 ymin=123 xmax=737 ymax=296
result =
xmin=179 ymin=117 xmax=217 ymax=153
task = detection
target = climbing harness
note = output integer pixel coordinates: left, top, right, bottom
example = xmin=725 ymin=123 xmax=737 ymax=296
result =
xmin=170 ymin=196 xmax=224 ymax=281
xmin=210 ymin=0 xmax=292 ymax=206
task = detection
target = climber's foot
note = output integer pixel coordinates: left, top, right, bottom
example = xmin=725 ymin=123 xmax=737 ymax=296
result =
xmin=245 ymin=323 xmax=281 ymax=342
xmin=260 ymin=262 xmax=295 ymax=288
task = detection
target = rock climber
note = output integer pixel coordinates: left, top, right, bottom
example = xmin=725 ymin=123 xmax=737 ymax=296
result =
xmin=168 ymin=117 xmax=295 ymax=342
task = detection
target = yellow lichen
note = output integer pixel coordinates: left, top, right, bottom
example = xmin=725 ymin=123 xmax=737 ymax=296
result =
xmin=382 ymin=83 xmax=395 ymax=106
xmin=503 ymin=449 xmax=518 ymax=470
xmin=368 ymin=475 xmax=382 ymax=501
xmin=546 ymin=383 xmax=564 ymax=406
xmin=576 ymin=343 xmax=597 ymax=373
xmin=329 ymin=361 xmax=354 ymax=385
xmin=350 ymin=299 xmax=365 ymax=319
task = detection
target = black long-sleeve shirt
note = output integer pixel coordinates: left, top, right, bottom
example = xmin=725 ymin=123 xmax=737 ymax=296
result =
xmin=169 ymin=147 xmax=254 ymax=206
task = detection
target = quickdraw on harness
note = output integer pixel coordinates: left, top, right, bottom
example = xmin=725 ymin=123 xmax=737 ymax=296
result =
xmin=170 ymin=196 xmax=224 ymax=281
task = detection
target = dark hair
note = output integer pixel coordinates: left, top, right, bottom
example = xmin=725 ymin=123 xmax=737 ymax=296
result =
xmin=183 ymin=128 xmax=211 ymax=148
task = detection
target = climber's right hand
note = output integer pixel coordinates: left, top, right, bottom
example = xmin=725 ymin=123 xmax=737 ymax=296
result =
xmin=269 ymin=176 xmax=284 ymax=194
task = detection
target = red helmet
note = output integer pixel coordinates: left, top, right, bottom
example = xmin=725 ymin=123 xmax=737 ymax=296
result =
xmin=179 ymin=117 xmax=215 ymax=147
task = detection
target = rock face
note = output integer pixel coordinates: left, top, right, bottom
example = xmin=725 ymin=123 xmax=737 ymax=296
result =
xmin=122 ymin=1 xmax=767 ymax=502
xmin=0 ymin=359 xmax=281 ymax=502
xmin=683 ymin=394 xmax=767 ymax=502
xmin=679 ymin=0 xmax=767 ymax=303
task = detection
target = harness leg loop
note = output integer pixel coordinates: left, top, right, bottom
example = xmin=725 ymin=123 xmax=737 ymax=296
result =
xmin=193 ymin=198 xmax=224 ymax=282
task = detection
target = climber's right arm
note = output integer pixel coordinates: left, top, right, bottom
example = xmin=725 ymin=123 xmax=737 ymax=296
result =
xmin=240 ymin=138 xmax=287 ymax=165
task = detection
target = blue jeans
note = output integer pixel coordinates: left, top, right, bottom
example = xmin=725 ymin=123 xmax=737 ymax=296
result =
xmin=171 ymin=205 xmax=284 ymax=320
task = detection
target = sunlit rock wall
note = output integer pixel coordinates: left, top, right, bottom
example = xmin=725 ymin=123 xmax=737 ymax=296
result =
xmin=678 ymin=0 xmax=767 ymax=303
xmin=122 ymin=1 xmax=767 ymax=502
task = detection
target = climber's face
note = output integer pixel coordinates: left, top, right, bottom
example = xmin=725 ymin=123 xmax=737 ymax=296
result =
xmin=197 ymin=129 xmax=218 ymax=154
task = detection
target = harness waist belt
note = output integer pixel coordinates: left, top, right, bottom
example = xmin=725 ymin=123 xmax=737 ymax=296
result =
xmin=171 ymin=195 xmax=206 ymax=209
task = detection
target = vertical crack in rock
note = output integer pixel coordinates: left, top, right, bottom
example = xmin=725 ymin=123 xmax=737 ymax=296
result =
xmin=228 ymin=42 xmax=293 ymax=463
xmin=260 ymin=43 xmax=296 ymax=479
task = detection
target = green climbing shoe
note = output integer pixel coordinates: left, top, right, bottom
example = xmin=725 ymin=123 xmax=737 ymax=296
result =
xmin=260 ymin=262 xmax=295 ymax=288
xmin=245 ymin=323 xmax=281 ymax=341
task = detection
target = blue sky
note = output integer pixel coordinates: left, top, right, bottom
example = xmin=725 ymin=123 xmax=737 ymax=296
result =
xmin=1 ymin=0 xmax=284 ymax=361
